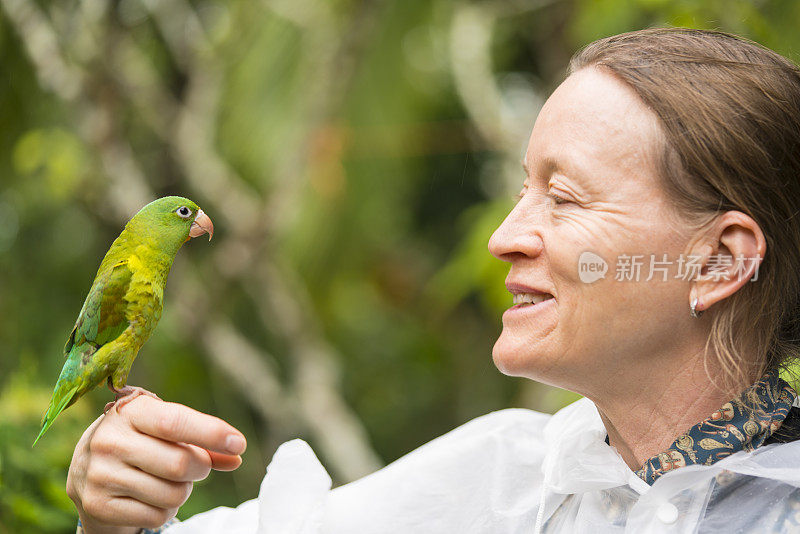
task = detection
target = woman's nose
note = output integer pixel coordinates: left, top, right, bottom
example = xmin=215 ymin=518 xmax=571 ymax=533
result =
xmin=488 ymin=202 xmax=545 ymax=262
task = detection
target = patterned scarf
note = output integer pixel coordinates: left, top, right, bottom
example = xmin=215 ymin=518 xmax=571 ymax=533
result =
xmin=635 ymin=368 xmax=798 ymax=485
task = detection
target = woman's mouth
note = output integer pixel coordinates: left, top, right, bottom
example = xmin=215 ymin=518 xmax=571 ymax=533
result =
xmin=512 ymin=293 xmax=554 ymax=306
xmin=505 ymin=293 xmax=556 ymax=318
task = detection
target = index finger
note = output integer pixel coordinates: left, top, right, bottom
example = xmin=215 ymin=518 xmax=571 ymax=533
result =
xmin=124 ymin=396 xmax=247 ymax=456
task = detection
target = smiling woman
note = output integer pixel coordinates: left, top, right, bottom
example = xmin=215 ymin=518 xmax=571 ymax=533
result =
xmin=68 ymin=27 xmax=800 ymax=534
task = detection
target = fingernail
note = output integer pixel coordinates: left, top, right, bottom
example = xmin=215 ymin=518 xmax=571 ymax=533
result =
xmin=226 ymin=434 xmax=246 ymax=455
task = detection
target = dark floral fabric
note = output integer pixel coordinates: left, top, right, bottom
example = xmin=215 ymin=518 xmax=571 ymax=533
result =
xmin=635 ymin=368 xmax=799 ymax=485
xmin=766 ymin=404 xmax=800 ymax=445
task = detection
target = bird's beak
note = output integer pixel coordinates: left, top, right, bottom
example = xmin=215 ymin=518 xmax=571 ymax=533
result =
xmin=189 ymin=209 xmax=214 ymax=241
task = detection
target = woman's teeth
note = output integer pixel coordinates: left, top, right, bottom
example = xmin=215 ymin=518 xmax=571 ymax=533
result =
xmin=512 ymin=293 xmax=554 ymax=305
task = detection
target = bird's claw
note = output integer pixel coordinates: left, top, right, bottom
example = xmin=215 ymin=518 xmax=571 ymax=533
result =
xmin=104 ymin=385 xmax=161 ymax=414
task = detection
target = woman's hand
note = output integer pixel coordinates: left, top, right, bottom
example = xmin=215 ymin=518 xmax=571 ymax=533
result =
xmin=66 ymin=395 xmax=247 ymax=534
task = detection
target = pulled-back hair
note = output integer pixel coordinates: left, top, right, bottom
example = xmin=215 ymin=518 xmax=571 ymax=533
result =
xmin=569 ymin=27 xmax=800 ymax=393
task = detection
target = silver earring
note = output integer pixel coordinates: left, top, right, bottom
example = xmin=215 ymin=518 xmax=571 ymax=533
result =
xmin=690 ymin=297 xmax=704 ymax=318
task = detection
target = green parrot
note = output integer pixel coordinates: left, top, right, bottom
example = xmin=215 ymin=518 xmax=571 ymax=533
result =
xmin=33 ymin=196 xmax=214 ymax=446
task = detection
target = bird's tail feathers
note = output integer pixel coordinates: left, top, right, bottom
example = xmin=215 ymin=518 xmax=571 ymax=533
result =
xmin=32 ymin=384 xmax=79 ymax=447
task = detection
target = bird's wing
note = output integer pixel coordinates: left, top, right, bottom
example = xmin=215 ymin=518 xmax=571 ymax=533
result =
xmin=64 ymin=260 xmax=133 ymax=357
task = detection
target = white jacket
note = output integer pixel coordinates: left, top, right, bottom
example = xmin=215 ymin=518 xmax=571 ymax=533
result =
xmin=167 ymin=397 xmax=800 ymax=533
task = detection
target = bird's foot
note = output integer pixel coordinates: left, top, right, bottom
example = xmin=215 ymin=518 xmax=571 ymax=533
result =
xmin=104 ymin=385 xmax=161 ymax=414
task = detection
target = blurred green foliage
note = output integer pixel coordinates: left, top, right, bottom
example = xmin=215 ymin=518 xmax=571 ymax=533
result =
xmin=2 ymin=0 xmax=800 ymax=532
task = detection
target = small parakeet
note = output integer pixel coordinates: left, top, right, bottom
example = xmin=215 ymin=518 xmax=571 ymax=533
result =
xmin=33 ymin=196 xmax=214 ymax=446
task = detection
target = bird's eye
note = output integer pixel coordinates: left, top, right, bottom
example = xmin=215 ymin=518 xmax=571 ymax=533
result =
xmin=176 ymin=206 xmax=192 ymax=218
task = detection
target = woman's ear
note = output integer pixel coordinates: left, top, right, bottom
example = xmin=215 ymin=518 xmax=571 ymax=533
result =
xmin=690 ymin=211 xmax=766 ymax=314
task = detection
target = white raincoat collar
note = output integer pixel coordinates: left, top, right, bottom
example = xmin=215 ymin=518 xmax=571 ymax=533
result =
xmin=535 ymin=395 xmax=800 ymax=533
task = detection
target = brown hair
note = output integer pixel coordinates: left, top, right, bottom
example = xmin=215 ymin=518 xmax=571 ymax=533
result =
xmin=569 ymin=27 xmax=800 ymax=394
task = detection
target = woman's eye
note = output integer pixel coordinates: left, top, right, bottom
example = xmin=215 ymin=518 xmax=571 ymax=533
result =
xmin=547 ymin=192 xmax=571 ymax=206
xmin=176 ymin=206 xmax=192 ymax=218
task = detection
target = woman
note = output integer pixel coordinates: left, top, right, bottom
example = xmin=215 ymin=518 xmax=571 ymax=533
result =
xmin=68 ymin=27 xmax=800 ymax=533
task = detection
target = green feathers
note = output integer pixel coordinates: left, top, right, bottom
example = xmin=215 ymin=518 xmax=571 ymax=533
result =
xmin=34 ymin=384 xmax=80 ymax=447
xmin=34 ymin=197 xmax=214 ymax=446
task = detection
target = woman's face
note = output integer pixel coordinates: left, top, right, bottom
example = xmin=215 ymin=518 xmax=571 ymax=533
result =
xmin=489 ymin=67 xmax=699 ymax=395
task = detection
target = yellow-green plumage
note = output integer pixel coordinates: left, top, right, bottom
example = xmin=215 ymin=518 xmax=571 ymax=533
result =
xmin=34 ymin=196 xmax=213 ymax=446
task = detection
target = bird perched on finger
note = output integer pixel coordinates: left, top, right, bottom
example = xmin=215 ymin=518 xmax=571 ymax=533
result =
xmin=33 ymin=196 xmax=214 ymax=446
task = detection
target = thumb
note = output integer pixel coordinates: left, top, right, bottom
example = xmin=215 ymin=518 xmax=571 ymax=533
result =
xmin=207 ymin=449 xmax=243 ymax=471
xmin=183 ymin=442 xmax=243 ymax=471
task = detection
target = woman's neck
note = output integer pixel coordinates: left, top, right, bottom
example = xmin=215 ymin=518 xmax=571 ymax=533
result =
xmin=590 ymin=353 xmax=750 ymax=472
